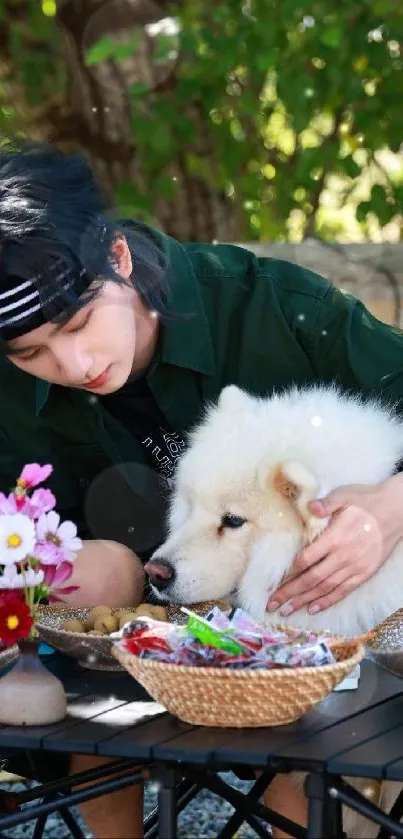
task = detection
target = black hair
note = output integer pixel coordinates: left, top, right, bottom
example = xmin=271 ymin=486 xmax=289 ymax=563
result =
xmin=0 ymin=139 xmax=168 ymax=347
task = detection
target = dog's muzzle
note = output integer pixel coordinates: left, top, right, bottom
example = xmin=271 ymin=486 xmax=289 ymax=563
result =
xmin=144 ymin=558 xmax=176 ymax=592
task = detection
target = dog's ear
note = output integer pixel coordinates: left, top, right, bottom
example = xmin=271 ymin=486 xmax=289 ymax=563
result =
xmin=272 ymin=460 xmax=319 ymax=524
xmin=271 ymin=460 xmax=329 ymax=543
xmin=218 ymin=385 xmax=250 ymax=413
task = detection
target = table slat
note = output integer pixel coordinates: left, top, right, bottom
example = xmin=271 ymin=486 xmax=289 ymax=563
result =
xmin=45 ymin=699 xmax=166 ymax=754
xmin=98 ymin=714 xmax=194 ymax=759
xmin=385 ymin=757 xmax=403 ymax=781
xmin=328 ymin=723 xmax=403 ymax=777
xmin=270 ymin=694 xmax=403 ymax=770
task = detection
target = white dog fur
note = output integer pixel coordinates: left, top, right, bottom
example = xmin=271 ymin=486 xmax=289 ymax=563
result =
xmin=149 ymin=384 xmax=403 ymax=837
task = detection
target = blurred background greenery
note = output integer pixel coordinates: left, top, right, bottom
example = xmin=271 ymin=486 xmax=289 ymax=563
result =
xmin=0 ymin=0 xmax=402 ymax=244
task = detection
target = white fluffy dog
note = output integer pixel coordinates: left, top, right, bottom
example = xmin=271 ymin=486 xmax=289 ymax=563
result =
xmin=146 ymin=384 xmax=403 ymax=837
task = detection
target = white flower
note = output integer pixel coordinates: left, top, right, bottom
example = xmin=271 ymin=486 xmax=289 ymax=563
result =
xmin=0 ymin=564 xmax=45 ymax=589
xmin=0 ymin=514 xmax=36 ymax=565
xmin=35 ymin=511 xmax=82 ymax=561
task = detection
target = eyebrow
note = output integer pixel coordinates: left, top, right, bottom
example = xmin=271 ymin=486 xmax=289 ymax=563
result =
xmin=5 ymin=322 xmax=64 ymax=356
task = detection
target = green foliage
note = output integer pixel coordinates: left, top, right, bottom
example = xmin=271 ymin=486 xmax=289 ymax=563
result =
xmin=0 ymin=0 xmax=402 ymax=240
xmin=85 ymin=29 xmax=142 ymax=65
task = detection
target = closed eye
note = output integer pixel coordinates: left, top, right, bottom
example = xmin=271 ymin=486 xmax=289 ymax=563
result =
xmin=220 ymin=513 xmax=246 ymax=529
xmin=16 ymin=347 xmax=42 ymax=362
xmin=68 ymin=310 xmax=92 ymax=334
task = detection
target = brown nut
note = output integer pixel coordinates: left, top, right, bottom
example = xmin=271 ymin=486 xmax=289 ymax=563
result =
xmin=61 ymin=619 xmax=85 ymax=633
xmin=148 ymin=605 xmax=168 ymax=621
xmin=87 ymin=629 xmax=104 ymax=636
xmin=134 ymin=604 xmax=167 ymax=621
xmin=86 ymin=606 xmax=112 ymax=629
xmin=93 ymin=614 xmax=119 ymax=635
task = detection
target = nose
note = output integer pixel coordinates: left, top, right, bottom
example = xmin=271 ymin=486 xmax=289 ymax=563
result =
xmin=54 ymin=338 xmax=93 ymax=384
xmin=144 ymin=559 xmax=176 ymax=591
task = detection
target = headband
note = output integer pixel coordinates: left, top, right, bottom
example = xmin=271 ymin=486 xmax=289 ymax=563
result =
xmin=0 ymin=261 xmax=94 ymax=341
xmin=0 ymin=225 xmax=108 ymax=341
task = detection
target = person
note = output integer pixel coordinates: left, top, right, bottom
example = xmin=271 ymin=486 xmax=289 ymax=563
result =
xmin=0 ymin=139 xmax=403 ymax=839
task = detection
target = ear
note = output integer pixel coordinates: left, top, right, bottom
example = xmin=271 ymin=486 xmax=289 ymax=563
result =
xmin=110 ymin=235 xmax=132 ymax=281
xmin=272 ymin=460 xmax=329 ymax=544
xmin=218 ymin=385 xmax=250 ymax=413
xmin=273 ymin=460 xmax=319 ymax=523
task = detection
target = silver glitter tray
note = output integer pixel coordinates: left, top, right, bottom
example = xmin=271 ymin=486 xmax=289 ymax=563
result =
xmin=367 ymin=608 xmax=403 ymax=678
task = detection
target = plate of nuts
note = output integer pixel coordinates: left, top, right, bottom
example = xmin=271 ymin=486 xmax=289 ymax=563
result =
xmin=36 ymin=601 xmax=227 ymax=671
xmin=36 ymin=604 xmax=168 ymax=671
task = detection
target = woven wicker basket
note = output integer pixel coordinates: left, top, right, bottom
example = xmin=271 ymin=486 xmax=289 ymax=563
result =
xmin=112 ymin=636 xmax=364 ymax=727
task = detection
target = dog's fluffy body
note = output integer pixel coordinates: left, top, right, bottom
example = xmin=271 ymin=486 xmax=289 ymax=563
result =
xmin=150 ymin=384 xmax=403 ymax=837
xmin=154 ymin=384 xmax=403 ymax=636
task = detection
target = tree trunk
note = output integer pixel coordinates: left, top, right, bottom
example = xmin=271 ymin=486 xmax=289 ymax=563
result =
xmin=49 ymin=0 xmax=242 ymax=241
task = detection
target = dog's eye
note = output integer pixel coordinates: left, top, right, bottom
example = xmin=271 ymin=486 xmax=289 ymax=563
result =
xmin=221 ymin=514 xmax=246 ymax=529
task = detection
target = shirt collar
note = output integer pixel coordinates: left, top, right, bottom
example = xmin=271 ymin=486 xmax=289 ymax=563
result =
xmin=34 ymin=227 xmax=215 ymax=415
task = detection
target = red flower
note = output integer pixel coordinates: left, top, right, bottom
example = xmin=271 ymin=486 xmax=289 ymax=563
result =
xmin=0 ymin=592 xmax=33 ymax=646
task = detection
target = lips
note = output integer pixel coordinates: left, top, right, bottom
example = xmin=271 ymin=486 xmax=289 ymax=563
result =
xmin=84 ymin=367 xmax=110 ymax=390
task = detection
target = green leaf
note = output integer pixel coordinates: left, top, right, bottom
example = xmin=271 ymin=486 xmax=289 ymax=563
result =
xmin=115 ymin=179 xmax=151 ymax=214
xmin=368 ymin=184 xmax=395 ymax=226
xmin=112 ymin=30 xmax=141 ymax=61
xmin=155 ymin=174 xmax=178 ymax=200
xmin=85 ymin=35 xmax=115 ymax=66
xmin=356 ymin=201 xmax=371 ymax=224
xmin=129 ymin=81 xmax=150 ymax=98
xmin=373 ymin=0 xmax=397 ymax=13
xmin=340 ymin=155 xmax=362 ymax=179
xmin=320 ymin=27 xmax=343 ymax=48
xmin=153 ymin=33 xmax=178 ymax=65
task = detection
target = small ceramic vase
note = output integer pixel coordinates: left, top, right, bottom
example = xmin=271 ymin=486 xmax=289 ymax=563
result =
xmin=0 ymin=639 xmax=67 ymax=726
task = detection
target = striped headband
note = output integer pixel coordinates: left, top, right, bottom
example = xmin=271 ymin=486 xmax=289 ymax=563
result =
xmin=0 ymin=262 xmax=94 ymax=341
xmin=0 ymin=225 xmax=108 ymax=341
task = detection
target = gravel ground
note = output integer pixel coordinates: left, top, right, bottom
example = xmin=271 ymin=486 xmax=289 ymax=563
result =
xmin=1 ymin=774 xmax=269 ymax=838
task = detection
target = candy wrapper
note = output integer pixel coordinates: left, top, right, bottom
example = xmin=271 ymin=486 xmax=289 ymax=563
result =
xmin=113 ymin=607 xmax=337 ymax=671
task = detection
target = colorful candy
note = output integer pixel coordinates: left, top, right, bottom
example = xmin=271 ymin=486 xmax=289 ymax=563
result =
xmin=114 ymin=607 xmax=336 ymax=670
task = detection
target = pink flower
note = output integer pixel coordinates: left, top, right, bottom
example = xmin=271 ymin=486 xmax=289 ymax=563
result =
xmin=35 ymin=511 xmax=82 ymax=561
xmin=18 ymin=463 xmax=53 ymax=490
xmin=42 ymin=562 xmax=80 ymax=602
xmin=0 ymin=492 xmax=33 ymax=516
xmin=30 ymin=489 xmax=56 ymax=517
xmin=42 ymin=561 xmax=73 ymax=588
xmin=33 ymin=541 xmax=64 ymax=566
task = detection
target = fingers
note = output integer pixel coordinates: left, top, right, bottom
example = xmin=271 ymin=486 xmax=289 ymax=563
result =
xmin=266 ymin=504 xmax=383 ymax=617
xmin=275 ymin=564 xmax=359 ymax=617
xmin=305 ymin=574 xmax=364 ymax=614
xmin=308 ymin=485 xmax=363 ymax=518
xmin=267 ymin=553 xmax=347 ymax=615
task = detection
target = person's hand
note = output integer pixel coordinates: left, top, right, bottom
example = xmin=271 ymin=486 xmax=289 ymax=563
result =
xmin=266 ymin=473 xmax=403 ymax=617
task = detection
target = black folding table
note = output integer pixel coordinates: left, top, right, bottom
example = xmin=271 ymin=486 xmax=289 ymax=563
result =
xmin=1 ymin=652 xmax=403 ymax=838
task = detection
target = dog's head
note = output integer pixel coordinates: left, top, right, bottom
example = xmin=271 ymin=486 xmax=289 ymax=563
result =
xmin=145 ymin=386 xmax=328 ymax=621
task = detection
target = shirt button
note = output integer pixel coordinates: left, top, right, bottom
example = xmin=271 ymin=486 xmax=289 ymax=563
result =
xmin=79 ymin=477 xmax=90 ymax=489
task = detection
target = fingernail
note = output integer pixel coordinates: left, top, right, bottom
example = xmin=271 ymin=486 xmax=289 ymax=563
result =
xmin=309 ymin=604 xmax=320 ymax=614
xmin=280 ymin=602 xmax=294 ymax=617
xmin=267 ymin=600 xmax=280 ymax=613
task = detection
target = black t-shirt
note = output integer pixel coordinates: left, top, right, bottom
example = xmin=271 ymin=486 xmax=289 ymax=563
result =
xmin=101 ymin=376 xmax=186 ymax=490
xmin=99 ymin=377 xmax=187 ymax=566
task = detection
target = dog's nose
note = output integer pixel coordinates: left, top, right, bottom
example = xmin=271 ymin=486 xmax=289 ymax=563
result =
xmin=144 ymin=559 xmax=176 ymax=591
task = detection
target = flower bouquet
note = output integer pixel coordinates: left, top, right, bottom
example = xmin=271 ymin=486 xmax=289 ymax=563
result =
xmin=0 ymin=463 xmax=82 ymax=726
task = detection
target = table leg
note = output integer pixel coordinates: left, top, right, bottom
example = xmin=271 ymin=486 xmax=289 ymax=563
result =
xmin=325 ymin=784 xmax=343 ymax=839
xmin=153 ymin=766 xmax=178 ymax=839
xmin=305 ymin=772 xmax=328 ymax=839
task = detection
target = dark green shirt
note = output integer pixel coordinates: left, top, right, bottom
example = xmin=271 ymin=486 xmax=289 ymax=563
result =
xmin=1 ymin=228 xmax=403 ymax=557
